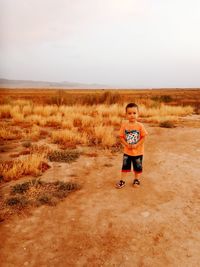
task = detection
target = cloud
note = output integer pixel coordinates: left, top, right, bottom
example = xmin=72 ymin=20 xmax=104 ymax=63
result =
xmin=0 ymin=0 xmax=149 ymax=45
xmin=1 ymin=0 xmax=200 ymax=86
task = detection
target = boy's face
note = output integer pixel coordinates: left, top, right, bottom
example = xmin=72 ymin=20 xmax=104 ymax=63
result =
xmin=126 ymin=107 xmax=139 ymax=123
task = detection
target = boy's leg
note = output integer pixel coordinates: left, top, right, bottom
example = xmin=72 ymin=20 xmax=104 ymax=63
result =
xmin=134 ymin=172 xmax=141 ymax=180
xmin=133 ymin=172 xmax=142 ymax=187
xmin=120 ymin=171 xmax=128 ymax=182
xmin=116 ymin=154 xmax=131 ymax=188
xmin=132 ymin=155 xmax=143 ymax=187
xmin=121 ymin=154 xmax=131 ymax=181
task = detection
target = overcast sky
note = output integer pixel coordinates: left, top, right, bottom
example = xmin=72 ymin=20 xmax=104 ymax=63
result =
xmin=0 ymin=0 xmax=200 ymax=88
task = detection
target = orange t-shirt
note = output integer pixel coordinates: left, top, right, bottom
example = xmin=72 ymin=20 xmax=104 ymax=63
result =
xmin=119 ymin=121 xmax=148 ymax=156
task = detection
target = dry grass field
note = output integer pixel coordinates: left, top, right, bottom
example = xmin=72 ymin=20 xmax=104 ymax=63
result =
xmin=0 ymin=88 xmax=200 ymax=108
xmin=0 ymin=88 xmax=200 ymax=267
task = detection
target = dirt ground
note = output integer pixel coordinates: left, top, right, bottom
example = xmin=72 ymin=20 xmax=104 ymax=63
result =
xmin=0 ymin=123 xmax=200 ymax=267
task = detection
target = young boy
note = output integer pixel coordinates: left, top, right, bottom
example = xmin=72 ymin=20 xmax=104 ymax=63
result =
xmin=116 ymin=103 xmax=148 ymax=188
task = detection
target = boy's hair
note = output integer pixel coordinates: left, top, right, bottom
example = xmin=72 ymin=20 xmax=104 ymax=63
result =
xmin=125 ymin=103 xmax=139 ymax=112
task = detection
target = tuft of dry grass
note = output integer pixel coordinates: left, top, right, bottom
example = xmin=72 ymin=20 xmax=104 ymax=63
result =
xmin=93 ymin=125 xmax=117 ymax=147
xmin=25 ymin=115 xmax=46 ymax=126
xmin=141 ymin=115 xmax=178 ymax=124
xmin=29 ymin=144 xmax=52 ymax=155
xmin=0 ymin=154 xmax=50 ymax=182
xmin=33 ymin=105 xmax=58 ymax=116
xmin=0 ymin=105 xmax=12 ymax=119
xmin=0 ymin=126 xmax=22 ymax=140
xmin=61 ymin=120 xmax=73 ymax=129
xmin=23 ymin=125 xmax=41 ymax=141
xmin=139 ymin=104 xmax=193 ymax=118
xmin=51 ymin=129 xmax=88 ymax=145
xmin=45 ymin=115 xmax=63 ymax=127
xmin=11 ymin=99 xmax=32 ymax=106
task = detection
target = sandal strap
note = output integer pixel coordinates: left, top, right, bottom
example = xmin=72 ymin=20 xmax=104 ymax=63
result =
xmin=133 ymin=179 xmax=140 ymax=185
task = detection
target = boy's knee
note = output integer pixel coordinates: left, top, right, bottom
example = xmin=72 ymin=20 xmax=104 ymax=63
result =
xmin=134 ymin=158 xmax=143 ymax=172
xmin=122 ymin=154 xmax=131 ymax=171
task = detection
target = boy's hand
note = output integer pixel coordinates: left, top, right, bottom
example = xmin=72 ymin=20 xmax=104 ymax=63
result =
xmin=127 ymin=144 xmax=137 ymax=149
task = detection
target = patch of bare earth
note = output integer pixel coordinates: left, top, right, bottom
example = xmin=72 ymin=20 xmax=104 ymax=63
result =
xmin=0 ymin=124 xmax=200 ymax=266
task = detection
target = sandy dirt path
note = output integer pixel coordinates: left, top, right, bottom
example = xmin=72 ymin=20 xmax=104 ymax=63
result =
xmin=0 ymin=125 xmax=200 ymax=267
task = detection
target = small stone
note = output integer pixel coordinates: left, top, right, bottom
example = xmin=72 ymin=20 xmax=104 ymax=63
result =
xmin=141 ymin=211 xmax=150 ymax=218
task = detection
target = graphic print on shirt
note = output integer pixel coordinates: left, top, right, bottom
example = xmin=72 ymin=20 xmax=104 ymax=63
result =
xmin=125 ymin=130 xmax=140 ymax=144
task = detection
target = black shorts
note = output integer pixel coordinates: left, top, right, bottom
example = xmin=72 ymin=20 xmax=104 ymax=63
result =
xmin=121 ymin=154 xmax=143 ymax=173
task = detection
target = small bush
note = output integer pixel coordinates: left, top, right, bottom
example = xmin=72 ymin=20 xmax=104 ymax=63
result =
xmin=159 ymin=120 xmax=175 ymax=128
xmin=52 ymin=190 xmax=68 ymax=199
xmin=37 ymin=194 xmax=53 ymax=205
xmin=48 ymin=150 xmax=80 ymax=163
xmin=152 ymin=95 xmax=173 ymax=103
xmin=22 ymin=141 xmax=32 ymax=148
xmin=194 ymin=103 xmax=200 ymax=114
xmin=2 ymin=179 xmax=80 ymax=217
xmin=79 ymin=91 xmax=121 ymax=105
xmin=11 ymin=182 xmax=30 ymax=194
xmin=6 ymin=196 xmax=28 ymax=207
xmin=57 ymin=181 xmax=79 ymax=191
xmin=104 ymin=163 xmax=113 ymax=167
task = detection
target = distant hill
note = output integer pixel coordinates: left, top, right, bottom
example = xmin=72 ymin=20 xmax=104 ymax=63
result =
xmin=0 ymin=78 xmax=110 ymax=89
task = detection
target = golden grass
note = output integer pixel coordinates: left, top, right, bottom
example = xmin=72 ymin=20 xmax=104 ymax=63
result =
xmin=29 ymin=144 xmax=52 ymax=155
xmin=23 ymin=125 xmax=41 ymax=141
xmin=139 ymin=104 xmax=193 ymax=118
xmin=25 ymin=114 xmax=46 ymax=126
xmin=0 ymin=101 xmax=194 ymax=146
xmin=22 ymin=105 xmax=33 ymax=116
xmin=61 ymin=120 xmax=74 ymax=129
xmin=142 ymin=115 xmax=179 ymax=124
xmin=45 ymin=114 xmax=63 ymax=127
xmin=0 ymin=104 xmax=12 ymax=118
xmin=0 ymin=102 xmax=193 ymax=122
xmin=94 ymin=125 xmax=116 ymax=147
xmin=33 ymin=105 xmax=58 ymax=116
xmin=0 ymin=92 xmax=197 ymax=183
xmin=0 ymin=154 xmax=47 ymax=181
xmin=11 ymin=99 xmax=32 ymax=106
xmin=51 ymin=129 xmax=88 ymax=145
xmin=0 ymin=126 xmax=21 ymax=140
xmin=12 ymin=113 xmax=25 ymax=123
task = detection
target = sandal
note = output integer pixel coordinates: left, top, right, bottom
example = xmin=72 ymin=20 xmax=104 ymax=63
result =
xmin=133 ymin=179 xmax=140 ymax=186
xmin=116 ymin=180 xmax=125 ymax=189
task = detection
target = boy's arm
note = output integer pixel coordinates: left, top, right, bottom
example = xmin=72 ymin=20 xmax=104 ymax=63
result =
xmin=134 ymin=136 xmax=146 ymax=148
xmin=133 ymin=125 xmax=148 ymax=148
xmin=119 ymin=136 xmax=132 ymax=149
xmin=119 ymin=124 xmax=131 ymax=148
xmin=124 ymin=136 xmax=146 ymax=149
